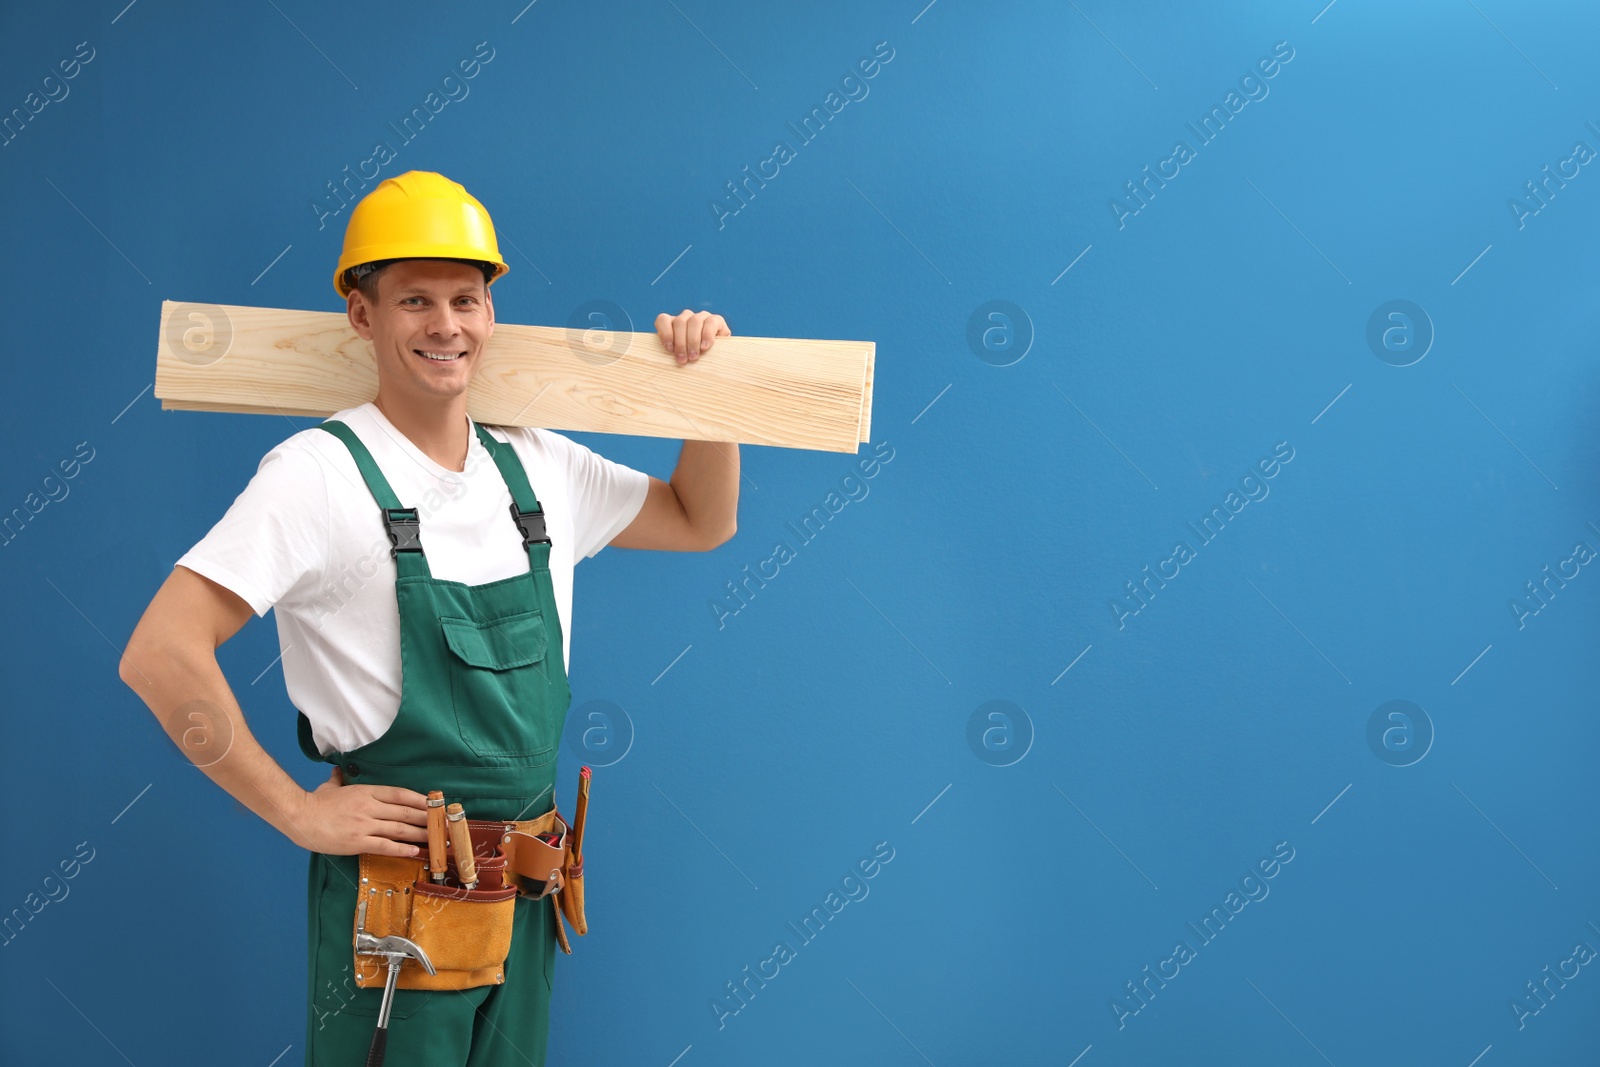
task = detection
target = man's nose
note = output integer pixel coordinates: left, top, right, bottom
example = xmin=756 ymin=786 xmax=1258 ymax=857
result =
xmin=424 ymin=302 xmax=461 ymax=337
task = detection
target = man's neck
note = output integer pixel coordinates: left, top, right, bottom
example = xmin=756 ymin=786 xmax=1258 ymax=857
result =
xmin=372 ymin=390 xmax=471 ymax=472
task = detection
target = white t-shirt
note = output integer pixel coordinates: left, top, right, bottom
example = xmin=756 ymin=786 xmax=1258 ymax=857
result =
xmin=175 ymin=402 xmax=650 ymax=758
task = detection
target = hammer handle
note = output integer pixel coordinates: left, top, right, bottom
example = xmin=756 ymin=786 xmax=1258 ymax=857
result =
xmin=364 ymin=1026 xmax=387 ymax=1067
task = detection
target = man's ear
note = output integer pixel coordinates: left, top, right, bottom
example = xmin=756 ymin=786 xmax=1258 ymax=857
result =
xmin=348 ymin=289 xmax=374 ymax=340
xmin=484 ymin=284 xmax=495 ymax=334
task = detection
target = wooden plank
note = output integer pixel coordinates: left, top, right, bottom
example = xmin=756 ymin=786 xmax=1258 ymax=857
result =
xmin=859 ymin=343 xmax=873 ymax=442
xmin=154 ymin=301 xmax=875 ymax=454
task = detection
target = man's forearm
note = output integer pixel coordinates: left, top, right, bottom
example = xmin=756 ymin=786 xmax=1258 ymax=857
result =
xmin=120 ymin=643 xmax=311 ymax=847
xmin=670 ymin=439 xmax=739 ymax=546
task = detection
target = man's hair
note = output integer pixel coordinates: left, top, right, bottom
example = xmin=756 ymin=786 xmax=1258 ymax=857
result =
xmin=349 ymin=258 xmax=495 ymax=303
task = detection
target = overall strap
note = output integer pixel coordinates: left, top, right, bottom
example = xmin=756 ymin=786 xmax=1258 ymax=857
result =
xmin=473 ymin=423 xmax=553 ymax=566
xmin=317 ymin=420 xmax=431 ymax=580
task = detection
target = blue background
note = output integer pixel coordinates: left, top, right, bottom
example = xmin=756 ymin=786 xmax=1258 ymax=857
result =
xmin=3 ymin=1 xmax=1597 ymax=1064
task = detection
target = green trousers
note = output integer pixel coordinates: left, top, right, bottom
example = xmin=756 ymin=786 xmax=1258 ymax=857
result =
xmin=305 ymin=852 xmax=558 ymax=1065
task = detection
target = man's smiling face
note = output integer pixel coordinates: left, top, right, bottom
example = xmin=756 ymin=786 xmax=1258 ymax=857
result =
xmin=348 ymin=257 xmax=495 ymax=402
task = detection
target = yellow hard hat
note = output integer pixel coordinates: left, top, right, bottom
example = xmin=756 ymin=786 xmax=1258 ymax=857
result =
xmin=333 ymin=170 xmax=510 ymax=298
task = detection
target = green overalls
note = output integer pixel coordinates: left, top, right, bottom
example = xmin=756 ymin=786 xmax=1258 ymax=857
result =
xmin=300 ymin=419 xmax=569 ymax=1066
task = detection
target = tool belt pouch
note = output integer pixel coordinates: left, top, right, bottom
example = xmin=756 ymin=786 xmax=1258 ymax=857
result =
xmin=353 ymin=822 xmax=518 ymax=991
xmin=558 ymin=846 xmax=586 ymax=940
xmin=557 ymin=768 xmax=590 ymax=942
xmin=500 ymin=811 xmax=586 ymax=954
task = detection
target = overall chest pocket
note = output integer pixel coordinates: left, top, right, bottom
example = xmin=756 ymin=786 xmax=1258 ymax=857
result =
xmin=441 ymin=610 xmax=564 ymax=761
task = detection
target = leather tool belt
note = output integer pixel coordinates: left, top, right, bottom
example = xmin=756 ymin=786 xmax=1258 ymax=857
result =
xmin=351 ymin=805 xmax=588 ymax=991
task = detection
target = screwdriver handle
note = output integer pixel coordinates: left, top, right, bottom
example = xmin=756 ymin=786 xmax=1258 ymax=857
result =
xmin=426 ymin=792 xmax=448 ymax=884
xmin=445 ymin=802 xmax=477 ymax=889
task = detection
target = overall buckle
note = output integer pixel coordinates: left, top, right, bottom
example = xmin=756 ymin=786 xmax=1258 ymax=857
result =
xmin=509 ymin=502 xmax=550 ymax=546
xmin=383 ymin=507 xmax=423 ymax=558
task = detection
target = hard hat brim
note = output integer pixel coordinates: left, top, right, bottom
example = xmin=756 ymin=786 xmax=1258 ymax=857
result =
xmin=335 ymin=251 xmax=509 ymax=298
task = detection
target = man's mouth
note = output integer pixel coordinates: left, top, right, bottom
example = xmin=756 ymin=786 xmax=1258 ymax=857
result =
xmin=415 ymin=349 xmax=465 ymax=363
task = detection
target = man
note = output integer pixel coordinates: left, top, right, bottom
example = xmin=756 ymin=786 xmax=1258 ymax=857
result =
xmin=118 ymin=171 xmax=738 ymax=1065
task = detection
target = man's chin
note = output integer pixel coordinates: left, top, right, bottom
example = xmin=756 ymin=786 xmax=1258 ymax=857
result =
xmin=383 ymin=368 xmax=474 ymax=404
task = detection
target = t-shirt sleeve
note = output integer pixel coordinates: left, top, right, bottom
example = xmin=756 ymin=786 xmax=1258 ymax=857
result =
xmin=174 ymin=442 xmax=330 ymax=617
xmin=545 ymin=432 xmax=650 ymax=559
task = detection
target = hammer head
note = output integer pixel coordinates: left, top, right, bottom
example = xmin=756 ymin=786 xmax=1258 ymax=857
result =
xmin=355 ymin=932 xmax=437 ymax=976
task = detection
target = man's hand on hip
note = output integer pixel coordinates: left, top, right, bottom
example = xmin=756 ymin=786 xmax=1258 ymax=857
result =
xmin=294 ymin=766 xmax=429 ymax=857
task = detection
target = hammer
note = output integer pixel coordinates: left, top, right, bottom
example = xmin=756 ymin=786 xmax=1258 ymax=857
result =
xmin=355 ymin=932 xmax=435 ymax=1067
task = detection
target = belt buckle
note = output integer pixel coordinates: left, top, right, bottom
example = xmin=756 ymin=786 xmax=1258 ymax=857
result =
xmin=529 ymin=867 xmax=563 ymax=900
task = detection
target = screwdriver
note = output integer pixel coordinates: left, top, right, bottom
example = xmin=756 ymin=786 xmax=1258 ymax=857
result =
xmin=446 ymin=802 xmax=478 ymax=890
xmin=426 ymin=791 xmax=448 ymax=884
